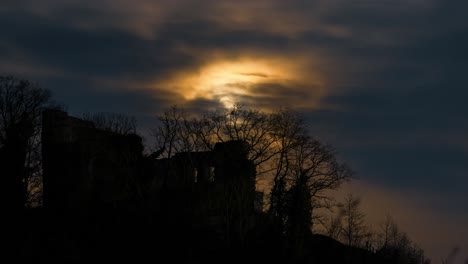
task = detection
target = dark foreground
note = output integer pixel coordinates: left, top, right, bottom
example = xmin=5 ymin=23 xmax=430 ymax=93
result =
xmin=6 ymin=208 xmax=396 ymax=264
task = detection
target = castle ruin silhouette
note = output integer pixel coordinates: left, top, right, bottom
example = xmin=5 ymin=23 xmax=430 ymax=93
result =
xmin=41 ymin=109 xmax=263 ymax=229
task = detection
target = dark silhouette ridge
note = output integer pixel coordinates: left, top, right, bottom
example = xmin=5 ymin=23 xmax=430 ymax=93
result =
xmin=2 ymin=107 xmax=430 ymax=264
xmin=29 ymin=109 xmax=265 ymax=262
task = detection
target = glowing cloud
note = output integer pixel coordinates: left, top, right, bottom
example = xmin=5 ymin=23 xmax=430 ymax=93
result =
xmin=156 ymin=56 xmax=324 ymax=109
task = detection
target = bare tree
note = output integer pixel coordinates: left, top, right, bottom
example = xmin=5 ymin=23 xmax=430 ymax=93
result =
xmin=152 ymin=105 xmax=352 ymax=245
xmin=377 ymin=214 xmax=400 ymax=249
xmin=339 ymin=194 xmax=370 ymax=247
xmin=322 ymin=212 xmax=343 ymax=240
xmin=152 ymin=105 xmax=307 ymax=174
xmin=294 ymin=136 xmax=352 ymax=224
xmin=268 ymin=109 xmax=306 ymax=227
xmin=0 ymin=76 xmax=51 ymax=209
xmin=196 ymin=105 xmax=278 ymax=173
xmin=152 ymin=105 xmax=209 ymax=158
xmin=375 ymin=215 xmax=429 ymax=264
xmin=269 ymin=132 xmax=352 ymax=238
xmin=83 ymin=112 xmax=137 ymax=135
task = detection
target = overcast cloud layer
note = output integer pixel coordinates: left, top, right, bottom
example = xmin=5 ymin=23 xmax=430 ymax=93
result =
xmin=1 ymin=0 xmax=467 ymax=261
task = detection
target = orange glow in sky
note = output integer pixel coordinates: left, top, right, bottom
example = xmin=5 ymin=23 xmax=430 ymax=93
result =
xmin=159 ymin=56 xmax=323 ymax=109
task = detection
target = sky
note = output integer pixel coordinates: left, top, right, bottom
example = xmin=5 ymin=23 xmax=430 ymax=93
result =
xmin=1 ymin=0 xmax=467 ymax=262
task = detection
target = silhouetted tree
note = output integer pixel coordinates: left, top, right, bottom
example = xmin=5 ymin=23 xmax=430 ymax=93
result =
xmin=151 ymin=106 xmax=201 ymax=207
xmin=152 ymin=105 xmax=352 ymax=250
xmin=152 ymin=105 xmax=201 ymax=158
xmin=284 ymin=174 xmax=312 ymax=256
xmin=0 ymin=76 xmax=51 ymax=209
xmin=441 ymin=247 xmax=460 ymax=264
xmin=375 ymin=214 xmax=429 ymax=264
xmin=268 ymin=109 xmax=306 ymax=229
xmin=322 ymin=212 xmax=343 ymax=240
xmin=191 ymin=104 xmax=278 ymax=174
xmin=339 ymin=194 xmax=370 ymax=247
xmin=153 ymin=105 xmax=314 ymax=175
xmin=291 ymin=135 xmax=352 ymax=227
xmin=377 ymin=214 xmax=400 ymax=249
xmin=268 ymin=125 xmax=352 ymax=247
xmin=83 ymin=112 xmax=137 ymax=135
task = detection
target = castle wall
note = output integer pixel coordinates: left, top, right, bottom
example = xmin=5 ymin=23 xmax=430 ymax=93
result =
xmin=41 ymin=109 xmax=261 ymax=225
xmin=42 ymin=110 xmax=144 ymax=211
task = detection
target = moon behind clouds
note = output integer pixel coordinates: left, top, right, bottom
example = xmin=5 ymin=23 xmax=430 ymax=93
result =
xmin=157 ymin=56 xmax=324 ymax=109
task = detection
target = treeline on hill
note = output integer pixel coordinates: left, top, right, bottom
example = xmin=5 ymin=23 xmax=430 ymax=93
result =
xmin=1 ymin=75 xmax=429 ymax=263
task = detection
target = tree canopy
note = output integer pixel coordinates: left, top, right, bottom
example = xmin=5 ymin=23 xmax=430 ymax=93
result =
xmin=0 ymin=76 xmax=52 ymax=209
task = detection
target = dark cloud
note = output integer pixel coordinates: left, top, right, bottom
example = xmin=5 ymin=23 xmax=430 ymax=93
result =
xmin=306 ymin=84 xmax=468 ymax=186
xmin=246 ymin=82 xmax=322 ymax=108
xmin=0 ymin=10 xmax=205 ymax=82
xmin=182 ymin=97 xmax=224 ymax=115
xmin=1 ymin=1 xmax=467 ymax=261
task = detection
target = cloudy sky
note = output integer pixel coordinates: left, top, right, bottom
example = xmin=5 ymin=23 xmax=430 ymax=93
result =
xmin=1 ymin=0 xmax=467 ymax=262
